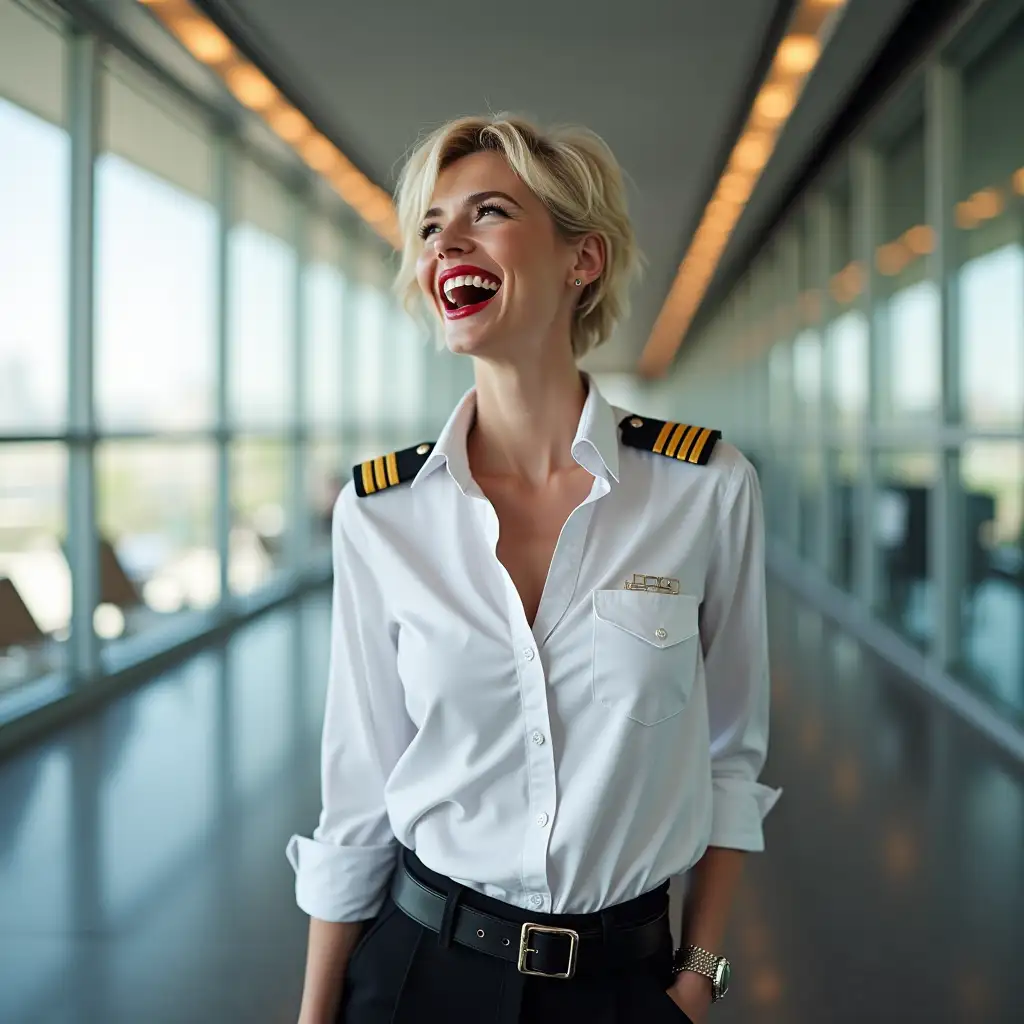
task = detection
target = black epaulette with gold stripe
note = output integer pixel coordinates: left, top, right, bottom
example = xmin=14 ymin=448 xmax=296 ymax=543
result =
xmin=619 ymin=415 xmax=721 ymax=466
xmin=353 ymin=441 xmax=435 ymax=497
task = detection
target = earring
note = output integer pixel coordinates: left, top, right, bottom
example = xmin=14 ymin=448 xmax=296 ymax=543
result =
xmin=575 ymin=278 xmax=583 ymax=287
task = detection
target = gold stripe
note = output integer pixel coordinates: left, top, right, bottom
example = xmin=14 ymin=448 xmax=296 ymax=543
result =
xmin=652 ymin=421 xmax=676 ymax=455
xmin=361 ymin=462 xmax=376 ymax=495
xmin=685 ymin=427 xmax=712 ymax=463
xmin=373 ymin=456 xmax=387 ymax=491
xmin=666 ymin=423 xmax=692 ymax=459
xmin=677 ymin=425 xmax=704 ymax=462
xmin=385 ymin=451 xmax=399 ymax=486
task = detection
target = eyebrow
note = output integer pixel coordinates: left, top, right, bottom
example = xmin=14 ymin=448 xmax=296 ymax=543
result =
xmin=422 ymin=190 xmax=523 ymax=220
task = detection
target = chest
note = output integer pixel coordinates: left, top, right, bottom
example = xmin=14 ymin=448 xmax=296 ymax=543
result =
xmin=479 ymin=471 xmax=595 ymax=627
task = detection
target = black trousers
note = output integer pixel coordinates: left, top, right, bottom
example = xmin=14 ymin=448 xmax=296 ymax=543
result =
xmin=338 ymin=849 xmax=693 ymax=1024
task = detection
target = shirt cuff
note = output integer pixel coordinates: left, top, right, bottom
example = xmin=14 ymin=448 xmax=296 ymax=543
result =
xmin=285 ymin=835 xmax=399 ymax=922
xmin=708 ymin=776 xmax=783 ymax=852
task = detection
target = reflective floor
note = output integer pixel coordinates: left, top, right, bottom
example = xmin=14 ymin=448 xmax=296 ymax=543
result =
xmin=1 ymin=584 xmax=1022 ymax=1023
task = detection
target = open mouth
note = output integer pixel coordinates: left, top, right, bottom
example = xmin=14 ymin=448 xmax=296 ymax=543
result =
xmin=438 ymin=266 xmax=502 ymax=320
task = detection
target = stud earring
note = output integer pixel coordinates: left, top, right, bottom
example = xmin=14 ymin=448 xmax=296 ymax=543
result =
xmin=575 ymin=278 xmax=583 ymax=287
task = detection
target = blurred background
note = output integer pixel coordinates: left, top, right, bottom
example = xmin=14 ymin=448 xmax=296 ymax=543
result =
xmin=0 ymin=0 xmax=1022 ymax=1021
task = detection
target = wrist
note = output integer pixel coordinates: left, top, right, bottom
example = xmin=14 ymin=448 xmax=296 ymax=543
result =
xmin=672 ymin=943 xmax=731 ymax=1002
xmin=671 ymin=968 xmax=714 ymax=999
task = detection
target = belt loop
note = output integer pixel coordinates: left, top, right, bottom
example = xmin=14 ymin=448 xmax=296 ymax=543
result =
xmin=437 ymin=882 xmax=465 ymax=949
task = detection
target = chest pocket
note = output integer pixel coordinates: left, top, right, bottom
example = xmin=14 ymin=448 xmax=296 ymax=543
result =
xmin=591 ymin=589 xmax=700 ymax=726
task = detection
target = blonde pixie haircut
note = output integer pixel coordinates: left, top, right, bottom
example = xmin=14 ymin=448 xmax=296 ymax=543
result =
xmin=393 ymin=114 xmax=641 ymax=358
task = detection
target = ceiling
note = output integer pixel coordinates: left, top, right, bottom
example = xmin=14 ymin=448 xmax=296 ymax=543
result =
xmin=198 ymin=0 xmax=916 ymax=373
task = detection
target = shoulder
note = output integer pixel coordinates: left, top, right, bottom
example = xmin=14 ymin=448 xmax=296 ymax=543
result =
xmin=352 ymin=440 xmax=436 ymax=498
xmin=617 ymin=412 xmax=729 ymax=468
xmin=615 ymin=410 xmax=756 ymax=496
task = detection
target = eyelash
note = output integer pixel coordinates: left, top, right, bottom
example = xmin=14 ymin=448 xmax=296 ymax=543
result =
xmin=418 ymin=202 xmax=509 ymax=240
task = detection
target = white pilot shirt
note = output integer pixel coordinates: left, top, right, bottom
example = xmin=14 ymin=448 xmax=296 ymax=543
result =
xmin=286 ymin=374 xmax=781 ymax=922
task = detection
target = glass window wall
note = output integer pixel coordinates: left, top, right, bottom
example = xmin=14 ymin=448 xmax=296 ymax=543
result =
xmin=671 ymin=0 xmax=1024 ymax=731
xmin=0 ymin=0 xmax=397 ymax=725
xmin=0 ymin=2 xmax=69 ymax=700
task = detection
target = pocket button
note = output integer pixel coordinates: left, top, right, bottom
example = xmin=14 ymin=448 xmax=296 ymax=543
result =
xmin=655 ymin=628 xmax=667 ymax=640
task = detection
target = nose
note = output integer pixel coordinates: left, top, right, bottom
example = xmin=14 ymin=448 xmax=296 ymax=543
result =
xmin=431 ymin=221 xmax=473 ymax=260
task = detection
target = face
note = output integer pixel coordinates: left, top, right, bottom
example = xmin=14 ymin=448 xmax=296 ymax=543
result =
xmin=414 ymin=150 xmax=594 ymax=359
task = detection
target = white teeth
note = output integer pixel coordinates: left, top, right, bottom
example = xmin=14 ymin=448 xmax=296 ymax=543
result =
xmin=440 ymin=272 xmax=501 ymax=301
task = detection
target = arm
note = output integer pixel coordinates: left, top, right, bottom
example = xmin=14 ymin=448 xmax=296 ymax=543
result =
xmin=287 ymin=486 xmax=416 ymax=1021
xmin=670 ymin=458 xmax=781 ymax=1014
xmin=297 ymin=919 xmax=364 ymax=1024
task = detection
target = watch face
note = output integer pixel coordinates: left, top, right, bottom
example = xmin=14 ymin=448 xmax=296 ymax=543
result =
xmin=715 ymin=959 xmax=731 ymax=998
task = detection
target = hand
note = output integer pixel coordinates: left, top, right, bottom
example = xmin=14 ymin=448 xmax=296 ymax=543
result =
xmin=665 ymin=969 xmax=713 ymax=1024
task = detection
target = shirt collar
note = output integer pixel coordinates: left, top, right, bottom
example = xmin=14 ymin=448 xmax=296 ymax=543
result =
xmin=411 ymin=372 xmax=621 ymax=491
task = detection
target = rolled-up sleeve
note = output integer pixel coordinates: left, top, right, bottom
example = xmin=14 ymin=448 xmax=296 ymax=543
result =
xmin=700 ymin=456 xmax=782 ymax=852
xmin=285 ymin=484 xmax=415 ymax=921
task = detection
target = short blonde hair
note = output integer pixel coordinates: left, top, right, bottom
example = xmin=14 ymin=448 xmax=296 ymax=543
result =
xmin=393 ymin=114 xmax=641 ymax=358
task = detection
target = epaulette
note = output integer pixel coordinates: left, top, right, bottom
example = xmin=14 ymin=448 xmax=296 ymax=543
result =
xmin=353 ymin=441 xmax=435 ymax=497
xmin=619 ymin=415 xmax=721 ymax=466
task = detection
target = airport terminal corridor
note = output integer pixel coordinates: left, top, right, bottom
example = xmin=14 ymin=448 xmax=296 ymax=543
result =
xmin=2 ymin=583 xmax=1021 ymax=1024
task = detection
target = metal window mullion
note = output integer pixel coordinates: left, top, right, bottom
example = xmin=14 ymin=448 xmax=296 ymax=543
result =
xmin=815 ymin=193 xmax=837 ymax=578
xmin=287 ymin=196 xmax=309 ymax=571
xmin=852 ymin=145 xmax=882 ymax=611
xmin=339 ymin=239 xmax=361 ymax=468
xmin=926 ymin=60 xmax=963 ymax=670
xmin=66 ymin=30 xmax=100 ymax=683
xmin=783 ymin=231 xmax=801 ymax=553
xmin=213 ymin=133 xmax=233 ymax=608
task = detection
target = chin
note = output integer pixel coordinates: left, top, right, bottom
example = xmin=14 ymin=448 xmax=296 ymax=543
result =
xmin=444 ymin=322 xmax=502 ymax=357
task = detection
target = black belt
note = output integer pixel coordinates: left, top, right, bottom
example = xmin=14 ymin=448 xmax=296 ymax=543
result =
xmin=389 ymin=856 xmax=668 ymax=980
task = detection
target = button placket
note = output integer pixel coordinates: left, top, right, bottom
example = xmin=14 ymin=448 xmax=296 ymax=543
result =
xmin=516 ymin=629 xmax=556 ymax=906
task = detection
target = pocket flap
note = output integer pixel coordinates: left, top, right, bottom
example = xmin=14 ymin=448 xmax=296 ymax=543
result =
xmin=593 ymin=589 xmax=699 ymax=648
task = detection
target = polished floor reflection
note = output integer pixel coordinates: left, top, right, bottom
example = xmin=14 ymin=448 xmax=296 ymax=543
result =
xmin=0 ymin=585 xmax=1022 ymax=1023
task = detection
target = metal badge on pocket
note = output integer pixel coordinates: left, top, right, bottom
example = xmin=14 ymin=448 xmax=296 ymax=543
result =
xmin=623 ymin=573 xmax=679 ymax=595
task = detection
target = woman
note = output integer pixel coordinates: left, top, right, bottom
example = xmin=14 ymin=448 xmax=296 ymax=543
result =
xmin=286 ymin=114 xmax=781 ymax=1024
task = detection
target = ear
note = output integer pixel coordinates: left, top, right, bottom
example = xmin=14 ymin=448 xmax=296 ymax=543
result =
xmin=571 ymin=233 xmax=605 ymax=287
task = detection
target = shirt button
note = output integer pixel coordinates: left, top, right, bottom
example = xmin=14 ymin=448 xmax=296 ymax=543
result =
xmin=536 ymin=812 xmax=549 ymax=827
xmin=655 ymin=628 xmax=667 ymax=640
xmin=523 ymin=647 xmax=536 ymax=662
xmin=531 ymin=731 xmax=545 ymax=746
xmin=530 ymin=894 xmax=543 ymax=907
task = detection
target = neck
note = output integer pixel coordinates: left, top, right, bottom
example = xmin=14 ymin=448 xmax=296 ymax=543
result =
xmin=466 ymin=353 xmax=588 ymax=487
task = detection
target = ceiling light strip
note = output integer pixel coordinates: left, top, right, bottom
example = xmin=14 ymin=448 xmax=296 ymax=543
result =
xmin=638 ymin=0 xmax=848 ymax=378
xmin=137 ymin=0 xmax=400 ymax=248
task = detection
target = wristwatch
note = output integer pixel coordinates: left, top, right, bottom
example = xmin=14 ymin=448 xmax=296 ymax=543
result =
xmin=672 ymin=944 xmax=732 ymax=1002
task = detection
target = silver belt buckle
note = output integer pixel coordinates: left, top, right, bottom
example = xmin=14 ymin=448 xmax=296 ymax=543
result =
xmin=517 ymin=923 xmax=579 ymax=979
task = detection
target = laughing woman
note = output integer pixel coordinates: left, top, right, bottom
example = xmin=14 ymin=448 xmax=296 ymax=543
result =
xmin=287 ymin=114 xmax=781 ymax=1024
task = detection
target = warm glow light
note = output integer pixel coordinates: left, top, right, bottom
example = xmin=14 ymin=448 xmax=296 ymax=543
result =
xmin=145 ymin=1 xmax=399 ymax=246
xmin=776 ymin=34 xmax=820 ymax=74
xmin=955 ymin=201 xmax=979 ymax=230
xmin=829 ymin=260 xmax=864 ymax=304
xmin=1014 ymin=167 xmax=1024 ymax=195
xmin=876 ymin=241 xmax=910 ymax=276
xmin=267 ymin=106 xmax=310 ymax=143
xmin=902 ymin=224 xmax=934 ymax=255
xmin=175 ymin=18 xmax=232 ymax=63
xmin=754 ymin=84 xmax=794 ymax=122
xmin=970 ymin=187 xmax=1004 ymax=220
xmin=718 ymin=171 xmax=755 ymax=204
xmin=300 ymin=134 xmax=338 ymax=172
xmin=732 ymin=133 xmax=771 ymax=172
xmin=225 ymin=65 xmax=277 ymax=110
xmin=640 ymin=0 xmax=848 ymax=375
